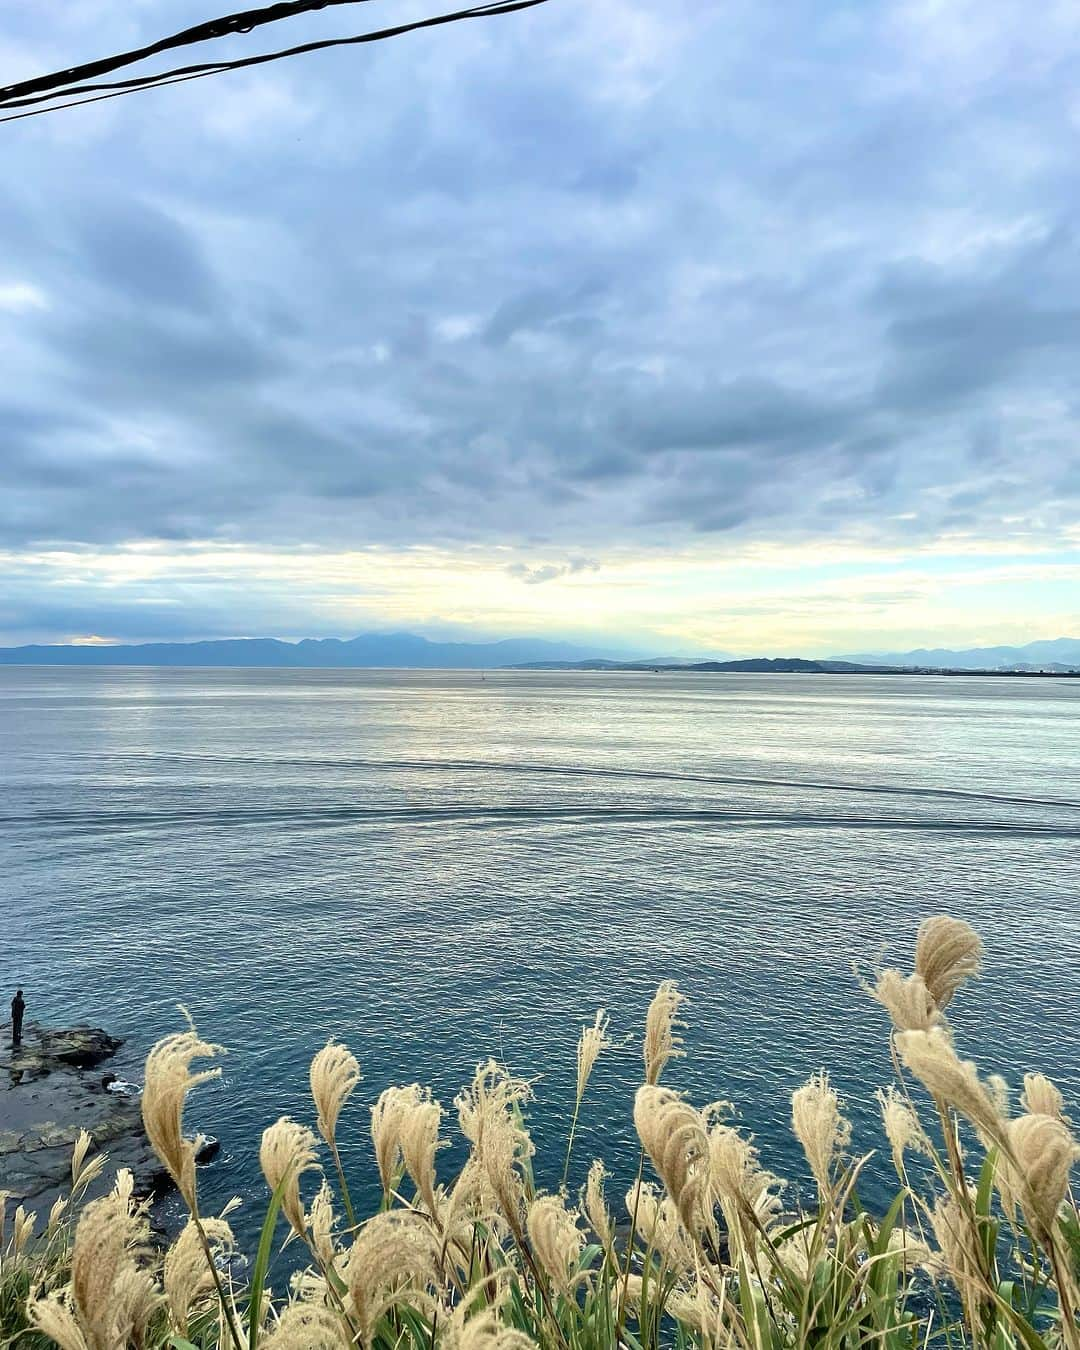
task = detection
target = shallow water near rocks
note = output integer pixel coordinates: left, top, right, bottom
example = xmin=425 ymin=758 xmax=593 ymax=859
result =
xmin=2 ymin=667 xmax=1078 ymax=1243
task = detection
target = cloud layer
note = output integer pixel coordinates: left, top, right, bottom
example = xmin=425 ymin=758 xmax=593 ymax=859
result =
xmin=1 ymin=0 xmax=1078 ymax=647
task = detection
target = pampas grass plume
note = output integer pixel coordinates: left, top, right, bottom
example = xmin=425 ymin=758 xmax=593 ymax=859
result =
xmin=141 ymin=1016 xmax=224 ymax=1210
xmin=896 ymin=1028 xmax=1005 ymax=1145
xmin=644 ymin=981 xmax=686 ymax=1086
xmin=309 ymin=1040 xmax=361 ymax=1147
xmin=999 ymin=1113 xmax=1080 ymax=1240
xmin=915 ymin=915 xmax=982 ymax=1011
xmin=526 ymin=1194 xmax=584 ymax=1296
xmin=260 ymin=1116 xmax=320 ymax=1241
xmin=791 ymin=1071 xmax=851 ymax=1196
xmin=576 ymin=1010 xmax=610 ymax=1104
xmin=633 ymin=1084 xmax=710 ymax=1236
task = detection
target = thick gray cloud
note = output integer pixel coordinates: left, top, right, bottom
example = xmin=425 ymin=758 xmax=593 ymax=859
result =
xmin=1 ymin=0 xmax=1079 ymax=640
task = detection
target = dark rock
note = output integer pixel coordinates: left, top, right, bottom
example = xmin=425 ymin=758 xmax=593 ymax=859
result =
xmin=196 ymin=1134 xmax=221 ymax=1164
xmin=0 ymin=1022 xmax=216 ymax=1235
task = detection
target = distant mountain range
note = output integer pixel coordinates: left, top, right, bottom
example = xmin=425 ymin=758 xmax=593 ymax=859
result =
xmin=835 ymin=638 xmax=1080 ymax=671
xmin=0 ymin=632 xmax=1076 ymax=673
xmin=0 ymin=632 xmax=640 ymax=669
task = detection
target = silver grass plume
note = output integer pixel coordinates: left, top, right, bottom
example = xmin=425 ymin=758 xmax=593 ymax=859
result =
xmin=260 ymin=1304 xmax=351 ymax=1349
xmin=582 ymin=1159 xmax=614 ymax=1250
xmin=644 ymin=981 xmax=686 ymax=1086
xmin=141 ymin=1015 xmax=224 ymax=1210
xmin=310 ymin=1040 xmax=361 ymax=1148
xmin=576 ymin=1010 xmax=611 ymax=1105
xmin=164 ymin=1216 xmax=234 ymax=1338
xmin=29 ymin=1187 xmax=158 ymax=1350
xmin=928 ymin=1191 xmax=990 ymax=1307
xmin=260 ymin=1116 xmax=321 ymax=1242
xmin=997 ymin=1112 xmax=1080 ymax=1242
xmin=634 ymin=1084 xmax=711 ymax=1237
xmin=708 ymin=1119 xmax=782 ymax=1264
xmin=347 ymin=1209 xmax=442 ymax=1344
xmin=896 ymin=1028 xmax=1006 ymax=1147
xmin=441 ymin=1305 xmax=539 ymax=1350
xmin=399 ymin=1087 xmax=445 ymax=1218
xmin=791 ymin=1071 xmax=852 ymax=1198
xmin=864 ymin=969 xmax=943 ymax=1033
xmin=625 ymin=1180 xmax=697 ymax=1275
xmin=876 ymin=1085 xmax=926 ymax=1178
xmin=309 ymin=1180 xmax=342 ymax=1272
xmin=1021 ymin=1073 xmax=1069 ymax=1123
xmin=370 ymin=1084 xmax=423 ymax=1200
xmin=526 ymin=1193 xmax=585 ymax=1297
xmin=455 ymin=1060 xmax=535 ymax=1226
xmin=915 ymin=915 xmax=982 ymax=1011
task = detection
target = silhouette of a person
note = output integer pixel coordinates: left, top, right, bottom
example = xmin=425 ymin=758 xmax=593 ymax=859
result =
xmin=11 ymin=989 xmax=25 ymax=1048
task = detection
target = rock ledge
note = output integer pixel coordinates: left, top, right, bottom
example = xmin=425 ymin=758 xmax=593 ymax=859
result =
xmin=0 ymin=1022 xmax=167 ymax=1216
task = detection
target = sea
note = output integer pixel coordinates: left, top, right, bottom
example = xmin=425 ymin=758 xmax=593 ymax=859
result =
xmin=2 ymin=666 xmax=1078 ymax=1242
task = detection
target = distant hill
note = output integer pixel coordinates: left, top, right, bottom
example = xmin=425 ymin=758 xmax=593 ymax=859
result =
xmin=513 ymin=657 xmax=895 ymax=673
xmin=836 ymin=637 xmax=1080 ymax=671
xmin=0 ymin=632 xmax=641 ymax=670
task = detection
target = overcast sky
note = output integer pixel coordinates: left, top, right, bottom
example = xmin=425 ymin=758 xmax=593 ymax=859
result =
xmin=1 ymin=0 xmax=1078 ymax=654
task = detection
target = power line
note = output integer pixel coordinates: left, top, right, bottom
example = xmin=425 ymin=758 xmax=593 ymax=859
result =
xmin=0 ymin=0 xmax=551 ymax=122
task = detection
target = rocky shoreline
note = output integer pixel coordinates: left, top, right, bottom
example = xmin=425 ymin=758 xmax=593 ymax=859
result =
xmin=0 ymin=1022 xmax=215 ymax=1227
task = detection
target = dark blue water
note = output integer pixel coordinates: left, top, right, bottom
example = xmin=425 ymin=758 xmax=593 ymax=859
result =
xmin=2 ymin=667 xmax=1077 ymax=1241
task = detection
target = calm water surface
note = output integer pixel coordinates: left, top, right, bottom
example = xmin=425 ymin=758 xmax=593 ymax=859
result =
xmin=2 ymin=667 xmax=1077 ymax=1237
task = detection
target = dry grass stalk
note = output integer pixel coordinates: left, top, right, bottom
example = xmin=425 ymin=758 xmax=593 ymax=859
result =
xmin=260 ymin=1116 xmax=321 ymax=1242
xmin=643 ymin=981 xmax=686 ymax=1086
xmin=896 ymin=1028 xmax=1006 ymax=1146
xmin=140 ymin=1016 xmax=223 ymax=1210
xmin=914 ymin=915 xmax=982 ymax=1011
xmin=309 ymin=1041 xmax=361 ymax=1147
xmin=576 ymin=1010 xmax=611 ymax=1105
xmin=526 ymin=1194 xmax=585 ymax=1296
xmin=997 ymin=1112 xmax=1080 ymax=1241
xmin=1021 ymin=1072 xmax=1068 ymax=1122
xmin=634 ymin=1085 xmax=710 ymax=1237
xmin=791 ymin=1071 xmax=851 ymax=1198
xmin=163 ymin=1216 xmax=234 ymax=1337
xmin=582 ymin=1159 xmax=614 ymax=1250
xmin=347 ymin=1210 xmax=442 ymax=1343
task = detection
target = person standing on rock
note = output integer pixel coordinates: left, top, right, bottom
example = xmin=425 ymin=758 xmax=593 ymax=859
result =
xmin=11 ymin=989 xmax=25 ymax=1048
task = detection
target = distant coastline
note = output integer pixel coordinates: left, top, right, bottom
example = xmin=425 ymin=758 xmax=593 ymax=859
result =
xmin=1 ymin=631 xmax=1078 ymax=675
